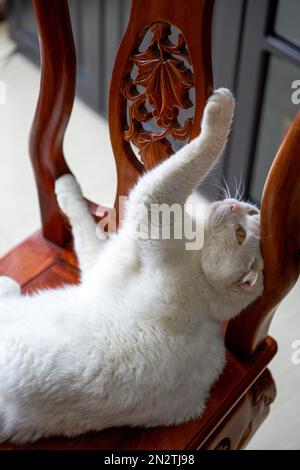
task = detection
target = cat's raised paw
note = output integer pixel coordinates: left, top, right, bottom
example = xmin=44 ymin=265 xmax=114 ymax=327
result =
xmin=55 ymin=174 xmax=83 ymax=216
xmin=55 ymin=174 xmax=82 ymax=197
xmin=203 ymin=88 xmax=235 ymax=130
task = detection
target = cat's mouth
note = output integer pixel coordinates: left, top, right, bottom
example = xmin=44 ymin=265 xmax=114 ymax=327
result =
xmin=236 ymin=261 xmax=259 ymax=292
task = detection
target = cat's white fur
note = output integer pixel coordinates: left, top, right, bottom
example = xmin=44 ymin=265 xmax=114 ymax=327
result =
xmin=0 ymin=89 xmax=263 ymax=443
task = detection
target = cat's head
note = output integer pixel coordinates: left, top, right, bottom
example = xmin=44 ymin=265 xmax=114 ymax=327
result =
xmin=201 ymin=198 xmax=263 ymax=310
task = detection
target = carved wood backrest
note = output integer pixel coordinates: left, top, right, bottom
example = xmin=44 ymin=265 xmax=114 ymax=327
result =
xmin=30 ymin=0 xmax=300 ymax=358
xmin=109 ymin=0 xmax=213 ymax=208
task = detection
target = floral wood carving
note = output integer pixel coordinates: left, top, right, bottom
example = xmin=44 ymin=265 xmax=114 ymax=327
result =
xmin=122 ymin=22 xmax=195 ymax=170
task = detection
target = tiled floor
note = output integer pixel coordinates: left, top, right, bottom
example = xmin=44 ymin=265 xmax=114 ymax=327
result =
xmin=1 ymin=22 xmax=300 ymax=449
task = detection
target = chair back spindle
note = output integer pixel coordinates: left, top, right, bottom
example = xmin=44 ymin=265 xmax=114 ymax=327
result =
xmin=30 ymin=0 xmax=76 ymax=246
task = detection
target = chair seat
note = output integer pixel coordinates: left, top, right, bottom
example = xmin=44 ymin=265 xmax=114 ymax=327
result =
xmin=0 ymin=232 xmax=277 ymax=450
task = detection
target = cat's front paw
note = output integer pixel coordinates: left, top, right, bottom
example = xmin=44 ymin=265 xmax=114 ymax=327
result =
xmin=0 ymin=276 xmax=21 ymax=297
xmin=55 ymin=174 xmax=84 ymax=216
xmin=203 ymin=88 xmax=235 ymax=131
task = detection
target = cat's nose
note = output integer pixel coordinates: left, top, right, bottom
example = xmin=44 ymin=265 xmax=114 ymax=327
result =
xmin=229 ymin=203 xmax=238 ymax=213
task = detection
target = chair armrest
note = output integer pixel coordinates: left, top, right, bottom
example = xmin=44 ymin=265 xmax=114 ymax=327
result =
xmin=226 ymin=111 xmax=300 ymax=356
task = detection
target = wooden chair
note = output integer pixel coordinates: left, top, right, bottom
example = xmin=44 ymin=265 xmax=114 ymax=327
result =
xmin=0 ymin=0 xmax=299 ymax=450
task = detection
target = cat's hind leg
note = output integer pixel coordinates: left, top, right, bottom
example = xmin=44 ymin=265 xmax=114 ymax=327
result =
xmin=0 ymin=276 xmax=21 ymax=298
xmin=55 ymin=174 xmax=105 ymax=279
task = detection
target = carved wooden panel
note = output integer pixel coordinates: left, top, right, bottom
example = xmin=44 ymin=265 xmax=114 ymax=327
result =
xmin=121 ymin=22 xmax=194 ymax=170
xmin=109 ymin=0 xmax=214 ymax=201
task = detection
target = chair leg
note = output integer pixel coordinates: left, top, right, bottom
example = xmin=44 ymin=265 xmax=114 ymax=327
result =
xmin=30 ymin=0 xmax=76 ymax=246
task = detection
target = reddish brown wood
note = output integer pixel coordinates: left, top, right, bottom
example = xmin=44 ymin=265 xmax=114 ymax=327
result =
xmin=0 ymin=231 xmax=61 ymax=285
xmin=109 ymin=0 xmax=214 ymax=209
xmin=30 ymin=0 xmax=76 ymax=247
xmin=226 ymin=111 xmax=300 ymax=356
xmin=122 ymin=21 xmax=194 ymax=169
xmin=202 ymin=368 xmax=276 ymax=450
xmin=32 ymin=428 xmax=130 ymax=451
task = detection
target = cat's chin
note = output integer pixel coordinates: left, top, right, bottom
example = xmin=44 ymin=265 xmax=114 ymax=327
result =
xmin=206 ymin=278 xmax=263 ymax=323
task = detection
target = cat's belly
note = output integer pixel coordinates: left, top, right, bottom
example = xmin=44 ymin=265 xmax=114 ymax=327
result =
xmin=77 ymin=325 xmax=226 ymax=428
xmin=115 ymin=334 xmax=226 ymax=427
xmin=0 ymin=286 xmax=225 ymax=439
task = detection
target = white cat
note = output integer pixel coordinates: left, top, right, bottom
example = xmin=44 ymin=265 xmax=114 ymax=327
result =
xmin=0 ymin=89 xmax=263 ymax=443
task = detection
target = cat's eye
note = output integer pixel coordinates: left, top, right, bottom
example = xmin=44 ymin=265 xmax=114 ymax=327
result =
xmin=235 ymin=225 xmax=246 ymax=244
xmin=248 ymin=209 xmax=258 ymax=216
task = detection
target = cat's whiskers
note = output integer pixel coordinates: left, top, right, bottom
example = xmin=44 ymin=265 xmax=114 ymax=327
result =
xmin=222 ymin=178 xmax=232 ymax=200
xmin=234 ymin=173 xmax=245 ymax=202
xmin=214 ymin=178 xmax=232 ymax=200
xmin=210 ymin=181 xmax=227 ymax=200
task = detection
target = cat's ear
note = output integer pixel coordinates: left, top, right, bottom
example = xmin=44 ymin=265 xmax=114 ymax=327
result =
xmin=238 ymin=267 xmax=259 ymax=291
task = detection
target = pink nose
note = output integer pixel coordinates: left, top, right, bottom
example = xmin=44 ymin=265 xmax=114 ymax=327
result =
xmin=229 ymin=203 xmax=238 ymax=213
